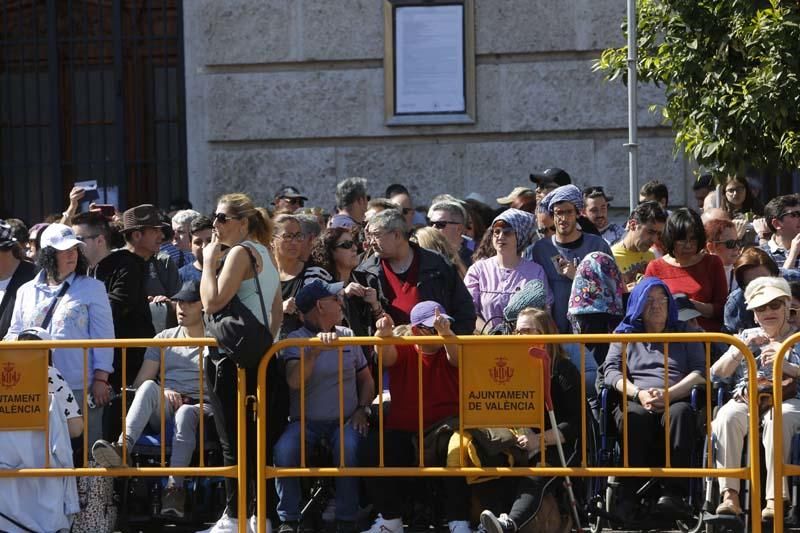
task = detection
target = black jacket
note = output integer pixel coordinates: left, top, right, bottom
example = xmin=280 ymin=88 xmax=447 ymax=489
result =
xmin=0 ymin=260 xmax=36 ymax=338
xmin=354 ymin=243 xmax=476 ymax=335
xmin=91 ymin=249 xmax=155 ymax=340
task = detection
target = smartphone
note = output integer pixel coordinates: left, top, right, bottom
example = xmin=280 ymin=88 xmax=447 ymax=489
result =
xmin=91 ymin=204 xmax=116 ymax=217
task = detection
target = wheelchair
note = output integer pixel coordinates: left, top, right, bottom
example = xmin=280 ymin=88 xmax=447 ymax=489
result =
xmin=586 ymin=385 xmax=708 ymax=533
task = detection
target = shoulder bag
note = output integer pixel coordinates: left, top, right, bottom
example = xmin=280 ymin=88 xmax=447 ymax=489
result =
xmin=205 ymin=244 xmax=273 ymax=369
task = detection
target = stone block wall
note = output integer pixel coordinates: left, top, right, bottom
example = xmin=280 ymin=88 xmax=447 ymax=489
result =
xmin=184 ymin=0 xmax=694 ymax=214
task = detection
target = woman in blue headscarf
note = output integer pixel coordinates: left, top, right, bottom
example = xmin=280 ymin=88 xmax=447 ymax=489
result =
xmin=603 ymin=277 xmax=706 ymax=516
xmin=465 ymin=209 xmax=552 ymax=333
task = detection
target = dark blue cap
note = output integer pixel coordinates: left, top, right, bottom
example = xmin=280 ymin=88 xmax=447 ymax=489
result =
xmin=296 ymin=279 xmax=345 ymax=314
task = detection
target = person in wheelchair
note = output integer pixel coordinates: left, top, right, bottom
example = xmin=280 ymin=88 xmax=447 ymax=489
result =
xmin=273 ymin=279 xmax=375 ymax=533
xmin=710 ymin=276 xmax=800 ymax=519
xmin=603 ymin=276 xmax=706 ymax=517
xmin=477 ymin=308 xmax=581 ymax=533
xmin=362 ymin=300 xmax=472 ymax=533
xmin=91 ymin=279 xmax=212 ymax=518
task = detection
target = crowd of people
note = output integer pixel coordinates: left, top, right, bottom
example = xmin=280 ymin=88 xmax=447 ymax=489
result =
xmin=1 ymin=168 xmax=800 ymax=532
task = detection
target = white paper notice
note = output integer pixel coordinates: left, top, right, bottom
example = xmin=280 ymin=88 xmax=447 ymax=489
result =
xmin=395 ymin=5 xmax=465 ymax=114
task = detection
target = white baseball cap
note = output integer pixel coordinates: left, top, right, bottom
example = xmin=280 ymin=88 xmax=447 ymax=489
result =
xmin=39 ymin=223 xmax=85 ymax=251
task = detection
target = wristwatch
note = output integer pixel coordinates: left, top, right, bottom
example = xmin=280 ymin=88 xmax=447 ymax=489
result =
xmin=360 ymin=404 xmax=372 ymax=417
xmin=628 ymin=385 xmax=640 ymax=401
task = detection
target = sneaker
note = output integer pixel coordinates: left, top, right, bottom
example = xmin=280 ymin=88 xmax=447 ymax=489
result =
xmin=360 ymin=514 xmax=405 ymax=533
xmin=479 ymin=511 xmax=516 ymax=533
xmin=161 ymin=485 xmax=186 ymax=518
xmin=195 ymin=513 xmax=239 ymax=533
xmin=762 ymin=499 xmax=775 ymax=521
xmin=91 ymin=439 xmax=128 ymax=468
xmin=448 ymin=520 xmax=474 ymax=533
xmin=277 ymin=521 xmax=298 ymax=533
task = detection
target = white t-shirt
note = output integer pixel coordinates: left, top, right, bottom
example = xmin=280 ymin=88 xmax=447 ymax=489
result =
xmin=0 ymin=276 xmax=10 ymax=306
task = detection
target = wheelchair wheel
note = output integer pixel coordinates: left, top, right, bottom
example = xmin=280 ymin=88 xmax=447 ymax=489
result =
xmin=675 ymin=477 xmax=705 ymax=533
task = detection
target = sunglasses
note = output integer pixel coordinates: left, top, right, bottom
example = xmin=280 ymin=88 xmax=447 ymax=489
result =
xmin=754 ymin=300 xmax=784 ymax=313
xmin=537 ymin=226 xmax=556 ymax=236
xmin=492 ymin=227 xmax=515 ymax=237
xmin=276 ymin=231 xmax=305 ymax=242
xmin=429 ymin=220 xmax=460 ymax=229
xmin=334 ymin=240 xmax=356 ymax=250
xmin=281 ymin=197 xmax=305 ymax=207
xmin=75 ymin=234 xmax=101 ymax=242
xmin=213 ymin=212 xmax=241 ymax=224
xmin=780 ymin=211 xmax=800 ymax=220
xmin=712 ymin=239 xmax=744 ymax=250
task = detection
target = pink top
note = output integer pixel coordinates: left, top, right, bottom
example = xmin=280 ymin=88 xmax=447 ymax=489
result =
xmin=464 ymin=256 xmax=552 ymax=330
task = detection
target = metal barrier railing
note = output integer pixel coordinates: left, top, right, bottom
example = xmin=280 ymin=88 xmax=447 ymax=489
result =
xmin=771 ymin=331 xmax=800 ymax=532
xmin=0 ymin=338 xmax=250 ymax=527
xmin=256 ymin=332 xmax=763 ymax=533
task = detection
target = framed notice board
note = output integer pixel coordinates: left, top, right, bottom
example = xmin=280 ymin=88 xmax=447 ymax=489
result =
xmin=383 ymin=0 xmax=476 ymax=126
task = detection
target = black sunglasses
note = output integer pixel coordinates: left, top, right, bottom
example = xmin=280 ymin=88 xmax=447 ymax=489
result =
xmin=334 ymin=240 xmax=356 ymax=250
xmin=712 ymin=239 xmax=744 ymax=250
xmin=779 ymin=211 xmax=800 ymax=220
xmin=213 ymin=212 xmax=242 ymax=224
xmin=537 ymin=226 xmax=556 ymax=236
xmin=281 ymin=197 xmax=305 ymax=207
xmin=429 ymin=220 xmax=460 ymax=229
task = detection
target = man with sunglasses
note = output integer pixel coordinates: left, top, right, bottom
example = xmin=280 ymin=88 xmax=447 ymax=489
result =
xmin=612 ymin=201 xmax=667 ymax=289
xmin=427 ymin=200 xmax=473 ymax=267
xmin=273 ymin=186 xmax=307 ymax=213
xmin=524 ymin=185 xmax=612 ymax=333
xmin=583 ymin=186 xmax=625 ymax=246
xmin=762 ymin=194 xmax=800 ymax=270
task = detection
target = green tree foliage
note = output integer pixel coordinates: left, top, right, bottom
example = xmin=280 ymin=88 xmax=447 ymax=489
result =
xmin=595 ymin=0 xmax=800 ymax=178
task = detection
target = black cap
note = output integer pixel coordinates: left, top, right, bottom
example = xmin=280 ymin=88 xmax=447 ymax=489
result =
xmin=530 ymin=167 xmax=571 ymax=187
xmin=274 ymin=186 xmax=308 ymax=201
xmin=171 ymin=280 xmax=201 ymax=302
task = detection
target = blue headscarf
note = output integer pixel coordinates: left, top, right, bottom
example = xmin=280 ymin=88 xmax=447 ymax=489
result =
xmin=614 ymin=276 xmax=680 ymax=334
xmin=541 ymin=184 xmax=583 ymax=215
xmin=492 ymin=208 xmax=536 ymax=252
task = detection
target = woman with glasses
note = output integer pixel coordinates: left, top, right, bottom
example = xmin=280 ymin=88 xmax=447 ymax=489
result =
xmin=477 ymin=308 xmax=581 ymax=533
xmin=710 ymin=276 xmax=800 ymax=519
xmin=705 ymin=218 xmax=743 ymax=292
xmin=722 ymin=175 xmax=763 ymax=221
xmin=272 ymin=214 xmax=309 ymax=338
xmin=200 ymin=192 xmax=283 ymax=532
xmin=464 ymin=209 xmax=551 ymax=334
xmin=644 ymin=208 xmax=728 ymax=332
xmin=306 ymin=227 xmax=382 ymax=338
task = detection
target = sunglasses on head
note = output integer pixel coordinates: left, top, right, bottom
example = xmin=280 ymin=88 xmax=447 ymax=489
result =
xmin=334 ymin=240 xmax=356 ymax=250
xmin=213 ymin=212 xmax=241 ymax=224
xmin=754 ymin=300 xmax=784 ymax=313
xmin=713 ymin=239 xmax=744 ymax=250
xmin=429 ymin=220 xmax=460 ymax=229
xmin=281 ymin=197 xmax=304 ymax=207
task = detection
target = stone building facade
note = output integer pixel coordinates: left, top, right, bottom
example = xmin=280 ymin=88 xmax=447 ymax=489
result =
xmin=184 ymin=0 xmax=693 ymax=214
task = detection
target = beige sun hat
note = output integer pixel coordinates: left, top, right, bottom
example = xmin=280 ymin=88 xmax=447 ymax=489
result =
xmin=744 ymin=276 xmax=791 ymax=310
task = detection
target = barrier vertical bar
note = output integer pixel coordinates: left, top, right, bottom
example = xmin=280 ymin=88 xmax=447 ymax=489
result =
xmin=663 ymin=342 xmax=671 ymax=468
xmin=83 ymin=347 xmax=89 ymax=467
xmin=458 ymin=342 xmax=464 ymax=467
xmin=160 ymin=346 xmax=166 ymax=467
xmin=705 ymin=342 xmax=712 ymax=468
xmin=44 ymin=351 xmax=50 ymax=468
xmin=237 ymin=367 xmax=247 ymax=533
xmin=621 ymin=342 xmax=629 ymax=468
xmin=773 ymin=339 xmax=789 ymax=533
xmin=122 ymin=346 xmax=128 ymax=465
xmin=748 ymin=341 xmax=763 ymax=533
xmin=338 ymin=346 xmax=345 ymax=467
xmin=378 ymin=344 xmax=384 ymax=468
xmin=580 ymin=342 xmax=587 ymax=468
xmin=257 ymin=349 xmax=270 ymax=533
xmin=198 ymin=344 xmax=205 ymax=467
xmin=418 ymin=339 xmax=424 ymax=468
xmin=300 ymin=346 xmax=306 ymax=468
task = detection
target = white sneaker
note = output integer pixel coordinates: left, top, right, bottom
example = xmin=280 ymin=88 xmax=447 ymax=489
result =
xmin=447 ymin=520 xmax=473 ymax=533
xmin=247 ymin=515 xmax=272 ymax=533
xmin=195 ymin=512 xmax=239 ymax=533
xmin=361 ymin=514 xmax=405 ymax=532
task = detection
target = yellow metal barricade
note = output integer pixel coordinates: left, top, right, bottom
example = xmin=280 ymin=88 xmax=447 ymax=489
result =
xmin=771 ymin=332 xmax=800 ymax=532
xmin=256 ymin=332 xmax=763 ymax=533
xmin=0 ymin=337 xmax=252 ymax=533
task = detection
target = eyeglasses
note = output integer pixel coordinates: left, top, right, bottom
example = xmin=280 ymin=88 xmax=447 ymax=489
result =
xmin=754 ymin=300 xmax=784 ymax=313
xmin=790 ymin=307 xmax=800 ymax=319
xmin=416 ymin=324 xmax=436 ymax=334
xmin=429 ymin=220 xmax=460 ymax=230
xmin=365 ymin=230 xmax=390 ymax=240
xmin=537 ymin=226 xmax=556 ymax=236
xmin=779 ymin=211 xmax=800 ymax=220
xmin=334 ymin=240 xmax=356 ymax=250
xmin=75 ymin=234 xmax=100 ymax=242
xmin=275 ymin=231 xmax=305 ymax=242
xmin=213 ymin=212 xmax=241 ymax=224
xmin=712 ymin=239 xmax=744 ymax=250
xmin=492 ymin=227 xmax=515 ymax=237
xmin=280 ymin=197 xmax=304 ymax=207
